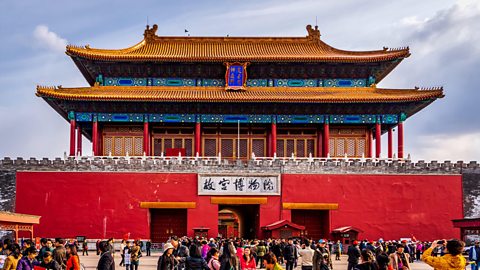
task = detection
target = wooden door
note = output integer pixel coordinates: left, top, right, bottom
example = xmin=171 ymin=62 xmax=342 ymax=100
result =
xmin=150 ymin=209 xmax=187 ymax=243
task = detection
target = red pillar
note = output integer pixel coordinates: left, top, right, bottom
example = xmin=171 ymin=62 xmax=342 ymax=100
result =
xmin=195 ymin=122 xmax=201 ymax=156
xmin=271 ymin=122 xmax=277 ymax=157
xmin=367 ymin=129 xmax=373 ymax=158
xmin=317 ymin=127 xmax=323 ymax=158
xmin=92 ymin=119 xmax=98 ymax=156
xmin=375 ymin=122 xmax=381 ymax=158
xmin=143 ymin=121 xmax=150 ymax=156
xmin=398 ymin=122 xmax=404 ymax=159
xmin=77 ymin=125 xmax=82 ymax=156
xmin=69 ymin=119 xmax=76 ymax=156
xmin=323 ymin=122 xmax=329 ymax=157
xmin=388 ymin=127 xmax=393 ymax=159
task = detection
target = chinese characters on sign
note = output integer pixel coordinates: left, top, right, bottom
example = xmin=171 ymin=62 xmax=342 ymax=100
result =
xmin=198 ymin=175 xmax=280 ymax=195
xmin=225 ymin=62 xmax=248 ymax=90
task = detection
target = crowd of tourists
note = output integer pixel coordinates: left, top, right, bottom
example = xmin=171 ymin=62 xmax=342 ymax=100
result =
xmin=0 ymin=238 xmax=81 ymax=270
xmin=1 ymin=236 xmax=478 ymax=270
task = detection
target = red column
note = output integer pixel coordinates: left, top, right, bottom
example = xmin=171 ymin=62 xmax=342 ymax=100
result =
xmin=92 ymin=119 xmax=98 ymax=156
xmin=375 ymin=122 xmax=381 ymax=158
xmin=271 ymin=122 xmax=277 ymax=157
xmin=317 ymin=127 xmax=323 ymax=158
xmin=267 ymin=130 xmax=271 ymax=157
xmin=398 ymin=122 xmax=404 ymax=159
xmin=77 ymin=125 xmax=82 ymax=156
xmin=143 ymin=121 xmax=150 ymax=156
xmin=195 ymin=122 xmax=201 ymax=156
xmin=388 ymin=127 xmax=393 ymax=159
xmin=367 ymin=129 xmax=372 ymax=158
xmin=323 ymin=122 xmax=329 ymax=157
xmin=69 ymin=119 xmax=76 ymax=156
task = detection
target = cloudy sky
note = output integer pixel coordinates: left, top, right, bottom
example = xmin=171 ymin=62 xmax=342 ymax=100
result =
xmin=0 ymin=0 xmax=479 ymax=161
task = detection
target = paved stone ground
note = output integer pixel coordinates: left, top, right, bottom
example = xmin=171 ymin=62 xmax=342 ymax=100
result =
xmin=78 ymin=253 xmax=433 ymax=270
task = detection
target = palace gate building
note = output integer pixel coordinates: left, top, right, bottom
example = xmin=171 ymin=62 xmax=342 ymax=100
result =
xmin=6 ymin=24 xmax=471 ymax=242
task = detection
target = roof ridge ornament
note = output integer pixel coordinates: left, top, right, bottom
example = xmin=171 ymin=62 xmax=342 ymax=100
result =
xmin=306 ymin=24 xmax=321 ymax=41
xmin=144 ymin=24 xmax=158 ymax=42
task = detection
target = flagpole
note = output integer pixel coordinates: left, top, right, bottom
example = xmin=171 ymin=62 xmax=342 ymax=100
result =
xmin=237 ymin=120 xmax=240 ymax=160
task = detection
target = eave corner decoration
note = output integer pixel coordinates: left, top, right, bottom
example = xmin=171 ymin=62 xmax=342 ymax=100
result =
xmin=225 ymin=62 xmax=249 ymax=91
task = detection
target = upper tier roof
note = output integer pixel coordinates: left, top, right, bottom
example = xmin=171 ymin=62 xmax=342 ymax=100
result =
xmin=36 ymin=85 xmax=443 ymax=103
xmin=66 ymin=24 xmax=410 ymax=63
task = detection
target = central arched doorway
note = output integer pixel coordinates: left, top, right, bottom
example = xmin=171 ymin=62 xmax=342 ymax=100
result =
xmin=218 ymin=205 xmax=259 ymax=239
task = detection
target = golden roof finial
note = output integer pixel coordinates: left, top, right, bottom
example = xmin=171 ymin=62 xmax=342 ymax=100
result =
xmin=144 ymin=24 xmax=158 ymax=42
xmin=306 ymin=24 xmax=321 ymax=41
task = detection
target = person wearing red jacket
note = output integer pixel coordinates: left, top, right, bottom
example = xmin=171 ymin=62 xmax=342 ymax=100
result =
xmin=240 ymin=247 xmax=256 ymax=270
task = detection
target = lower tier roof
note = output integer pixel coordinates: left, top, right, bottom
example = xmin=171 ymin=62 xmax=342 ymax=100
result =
xmin=37 ymin=85 xmax=443 ymax=103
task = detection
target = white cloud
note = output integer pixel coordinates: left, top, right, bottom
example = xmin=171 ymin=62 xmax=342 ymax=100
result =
xmin=33 ymin=25 xmax=67 ymax=53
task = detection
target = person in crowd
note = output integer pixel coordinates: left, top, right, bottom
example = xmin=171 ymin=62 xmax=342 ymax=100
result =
xmin=119 ymin=240 xmax=127 ymax=267
xmin=21 ymin=240 xmax=33 ymax=258
xmin=375 ymin=252 xmax=389 ymax=270
xmin=97 ymin=241 xmax=115 ymax=270
xmin=129 ymin=241 xmax=141 ymax=270
xmin=201 ymin=241 xmax=210 ymax=260
xmin=333 ymin=241 xmax=342 ymax=261
xmin=123 ymin=242 xmax=131 ymax=270
xmin=313 ymin=239 xmax=332 ymax=270
xmin=52 ymin=238 xmax=66 ymax=270
xmin=157 ymin=243 xmax=176 ymax=270
xmin=205 ymin=248 xmax=220 ymax=270
xmin=283 ymin=238 xmax=296 ymax=270
xmin=40 ymin=251 xmax=62 ymax=270
xmin=240 ymin=246 xmax=256 ymax=270
xmin=298 ymin=239 xmax=314 ymax=270
xmin=255 ymin=241 xmax=266 ymax=268
xmin=185 ymin=244 xmax=208 ymax=270
xmin=82 ymin=240 xmax=88 ymax=256
xmin=37 ymin=239 xmax=48 ymax=262
xmin=2 ymin=243 xmax=21 ymax=270
xmin=422 ymin=239 xmax=466 ymax=270
xmin=146 ymin=241 xmax=152 ymax=257
xmin=219 ymin=241 xmax=239 ymax=270
xmin=389 ymin=244 xmax=411 ymax=270
xmin=347 ymin=241 xmax=361 ymax=270
xmin=171 ymin=236 xmax=189 ymax=270
xmin=107 ymin=239 xmax=115 ymax=256
xmin=263 ymin=252 xmax=283 ymax=270
xmin=415 ymin=242 xmax=423 ymax=262
xmin=66 ymin=244 xmax=80 ymax=270
xmin=353 ymin=249 xmax=378 ymax=270
xmin=469 ymin=241 xmax=480 ymax=270
xmin=16 ymin=247 xmax=39 ymax=270
xmin=96 ymin=240 xmax=101 ymax=256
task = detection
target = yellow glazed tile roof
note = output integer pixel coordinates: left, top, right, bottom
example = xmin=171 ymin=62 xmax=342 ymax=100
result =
xmin=66 ymin=25 xmax=410 ymax=63
xmin=36 ymin=85 xmax=444 ymax=103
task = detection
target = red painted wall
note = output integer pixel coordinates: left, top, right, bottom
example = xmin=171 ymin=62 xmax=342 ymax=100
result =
xmin=16 ymin=172 xmax=462 ymax=241
xmin=282 ymin=174 xmax=463 ymax=241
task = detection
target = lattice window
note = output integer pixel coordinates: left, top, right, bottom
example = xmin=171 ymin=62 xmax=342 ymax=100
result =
xmin=204 ymin=139 xmax=217 ymax=156
xmin=131 ymin=127 xmax=142 ymax=133
xmin=124 ymin=137 xmax=134 ymax=156
xmin=134 ymin=137 xmax=143 ymax=155
xmin=306 ymin=139 xmax=315 ymax=157
xmin=114 ymin=137 xmax=123 ymax=156
xmin=286 ymin=139 xmax=295 ymax=157
xmin=353 ymin=129 xmax=366 ymax=135
xmin=118 ymin=127 xmax=130 ymax=133
xmin=346 ymin=138 xmax=355 ymax=157
xmin=221 ymin=139 xmax=234 ymax=158
xmin=329 ymin=138 xmax=335 ymax=156
xmin=339 ymin=129 xmax=352 ymax=135
xmin=153 ymin=139 xmax=162 ymax=156
xmin=104 ymin=137 xmax=113 ymax=156
xmin=357 ymin=139 xmax=366 ymax=157
xmin=239 ymin=139 xmax=248 ymax=158
xmin=185 ymin=139 xmax=193 ymax=156
xmin=336 ymin=138 xmax=345 ymax=157
xmin=164 ymin=139 xmax=172 ymax=150
xmin=297 ymin=140 xmax=305 ymax=157
xmin=276 ymin=140 xmax=284 ymax=157
xmin=252 ymin=139 xmax=265 ymax=157
xmin=174 ymin=139 xmax=183 ymax=149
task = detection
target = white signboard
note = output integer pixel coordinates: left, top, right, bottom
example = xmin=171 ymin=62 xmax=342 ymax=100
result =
xmin=198 ymin=174 xmax=280 ymax=195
